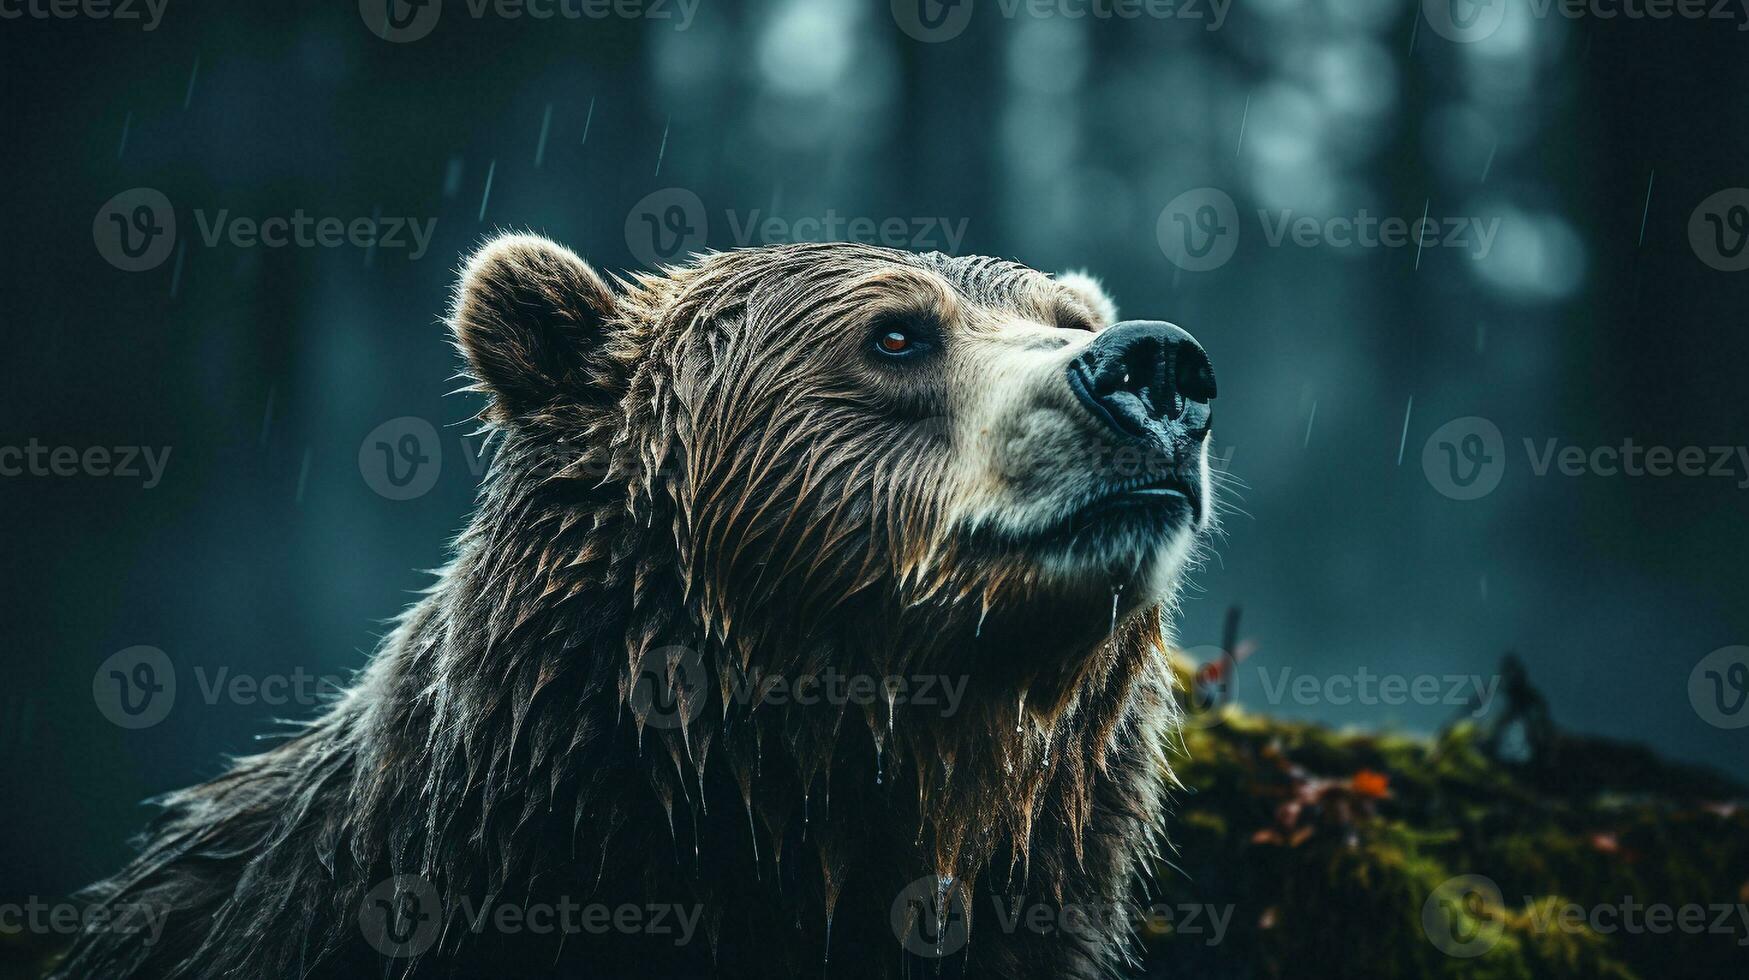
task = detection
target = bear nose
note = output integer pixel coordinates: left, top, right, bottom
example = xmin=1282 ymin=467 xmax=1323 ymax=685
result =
xmin=1067 ymin=320 xmax=1215 ymax=443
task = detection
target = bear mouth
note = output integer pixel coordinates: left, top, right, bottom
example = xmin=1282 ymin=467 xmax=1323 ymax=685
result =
xmin=1070 ymin=473 xmax=1202 ymax=527
xmin=1023 ymin=471 xmax=1203 ymax=555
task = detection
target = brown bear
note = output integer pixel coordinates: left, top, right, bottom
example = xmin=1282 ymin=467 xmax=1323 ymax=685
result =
xmin=56 ymin=235 xmax=1219 ymax=980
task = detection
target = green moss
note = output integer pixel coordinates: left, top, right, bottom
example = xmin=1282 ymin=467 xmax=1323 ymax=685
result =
xmin=1147 ymin=658 xmax=1747 ymax=979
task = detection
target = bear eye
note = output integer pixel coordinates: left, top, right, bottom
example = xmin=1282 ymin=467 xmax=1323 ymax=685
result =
xmin=870 ymin=322 xmax=933 ymax=360
xmin=877 ymin=329 xmax=913 ymax=354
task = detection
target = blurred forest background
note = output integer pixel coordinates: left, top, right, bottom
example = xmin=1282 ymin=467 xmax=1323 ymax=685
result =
xmin=2 ymin=0 xmax=1746 ymax=920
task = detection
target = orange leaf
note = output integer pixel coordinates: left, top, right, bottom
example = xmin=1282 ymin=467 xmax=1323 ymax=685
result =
xmin=1350 ymin=769 xmax=1391 ymax=799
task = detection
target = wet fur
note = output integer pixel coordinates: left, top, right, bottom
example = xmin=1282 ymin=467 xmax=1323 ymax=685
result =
xmin=55 ymin=239 xmax=1205 ymax=980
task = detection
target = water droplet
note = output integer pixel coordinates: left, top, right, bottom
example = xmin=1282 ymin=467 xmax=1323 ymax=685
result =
xmin=933 ymin=876 xmax=955 ymax=958
xmin=823 ymin=914 xmax=834 ymax=971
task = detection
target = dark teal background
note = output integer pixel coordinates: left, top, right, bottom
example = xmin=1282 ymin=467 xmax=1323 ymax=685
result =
xmin=3 ymin=0 xmax=1746 ymax=903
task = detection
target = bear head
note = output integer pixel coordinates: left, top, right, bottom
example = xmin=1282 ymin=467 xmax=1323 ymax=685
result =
xmin=451 ymin=234 xmax=1216 ymax=720
xmin=443 ymin=233 xmax=1220 ymax=931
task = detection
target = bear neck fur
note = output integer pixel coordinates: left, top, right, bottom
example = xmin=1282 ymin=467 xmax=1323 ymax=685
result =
xmin=61 ymin=421 xmax=1179 ymax=980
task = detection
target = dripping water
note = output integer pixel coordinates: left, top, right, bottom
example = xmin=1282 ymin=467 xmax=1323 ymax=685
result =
xmin=934 ymin=876 xmax=955 ymax=960
xmin=746 ymin=800 xmax=760 ymax=872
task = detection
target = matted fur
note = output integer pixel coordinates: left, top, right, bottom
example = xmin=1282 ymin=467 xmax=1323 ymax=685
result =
xmin=55 ymin=238 xmax=1213 ymax=980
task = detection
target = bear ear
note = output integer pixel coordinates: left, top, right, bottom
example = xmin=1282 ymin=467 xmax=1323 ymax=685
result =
xmin=450 ymin=233 xmax=618 ymax=423
xmin=1054 ymin=270 xmax=1119 ymax=328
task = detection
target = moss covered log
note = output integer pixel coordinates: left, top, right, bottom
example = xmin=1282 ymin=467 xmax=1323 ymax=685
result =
xmin=1143 ymin=657 xmax=1749 ymax=980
